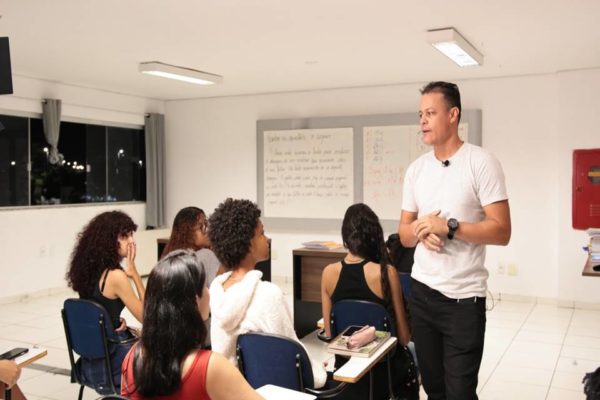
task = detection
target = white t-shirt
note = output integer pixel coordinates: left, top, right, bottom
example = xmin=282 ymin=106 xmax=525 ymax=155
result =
xmin=402 ymin=143 xmax=508 ymax=298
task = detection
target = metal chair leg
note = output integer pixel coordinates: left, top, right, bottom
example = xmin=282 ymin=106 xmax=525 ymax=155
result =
xmin=369 ymin=370 xmax=374 ymax=400
xmin=386 ymin=351 xmax=397 ymax=400
xmin=78 ymin=385 xmax=84 ymax=400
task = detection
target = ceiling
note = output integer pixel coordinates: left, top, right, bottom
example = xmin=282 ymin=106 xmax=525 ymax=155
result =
xmin=2 ymin=0 xmax=600 ymax=101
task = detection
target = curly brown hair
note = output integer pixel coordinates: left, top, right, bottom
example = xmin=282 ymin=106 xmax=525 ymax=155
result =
xmin=208 ymin=198 xmax=261 ymax=269
xmin=66 ymin=210 xmax=138 ymax=298
xmin=161 ymin=207 xmax=205 ymax=259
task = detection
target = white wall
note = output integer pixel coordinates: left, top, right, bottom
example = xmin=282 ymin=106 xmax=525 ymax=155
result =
xmin=0 ymin=76 xmax=165 ymax=300
xmin=557 ymin=70 xmax=600 ymax=304
xmin=165 ymin=70 xmax=599 ymax=303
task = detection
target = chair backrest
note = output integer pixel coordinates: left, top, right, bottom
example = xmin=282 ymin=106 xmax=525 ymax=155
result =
xmin=62 ymin=298 xmax=116 ymax=360
xmin=237 ymin=332 xmax=314 ymax=391
xmin=330 ymin=299 xmax=396 ymax=337
xmin=399 ymin=273 xmax=412 ymax=301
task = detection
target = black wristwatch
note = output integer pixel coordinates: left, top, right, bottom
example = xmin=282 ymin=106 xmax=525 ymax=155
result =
xmin=447 ymin=218 xmax=459 ymax=240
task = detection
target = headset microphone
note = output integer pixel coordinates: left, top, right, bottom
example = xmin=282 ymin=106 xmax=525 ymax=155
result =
xmin=442 ymin=160 xmax=450 ymax=167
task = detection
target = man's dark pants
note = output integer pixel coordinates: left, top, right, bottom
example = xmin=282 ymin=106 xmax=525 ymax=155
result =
xmin=409 ymin=278 xmax=486 ymax=400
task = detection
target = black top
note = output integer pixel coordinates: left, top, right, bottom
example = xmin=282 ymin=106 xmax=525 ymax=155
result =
xmin=90 ymin=269 xmax=125 ymax=329
xmin=331 ymin=259 xmax=386 ymax=307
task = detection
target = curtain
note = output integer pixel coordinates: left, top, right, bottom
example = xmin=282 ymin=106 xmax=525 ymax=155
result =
xmin=144 ymin=113 xmax=166 ymax=228
xmin=42 ymin=99 xmax=63 ymax=164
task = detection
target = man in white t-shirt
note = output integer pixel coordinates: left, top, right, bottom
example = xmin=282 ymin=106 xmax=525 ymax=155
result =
xmin=398 ymin=81 xmax=511 ymax=400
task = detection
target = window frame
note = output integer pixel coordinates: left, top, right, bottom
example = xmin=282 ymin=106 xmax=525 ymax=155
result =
xmin=0 ymin=110 xmax=146 ymax=210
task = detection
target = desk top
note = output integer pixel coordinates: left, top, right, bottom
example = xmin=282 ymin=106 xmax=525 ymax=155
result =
xmin=582 ymin=256 xmax=600 ymax=277
xmin=256 ymin=384 xmax=316 ymax=400
xmin=333 ymin=336 xmax=397 ymax=383
xmin=11 ymin=347 xmax=47 ymax=368
xmin=293 ymin=247 xmax=347 ymax=257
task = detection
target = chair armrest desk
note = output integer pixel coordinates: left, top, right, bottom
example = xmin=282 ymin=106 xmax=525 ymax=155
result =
xmin=3 ymin=347 xmax=47 ymax=400
xmin=332 ymin=336 xmax=397 ymax=383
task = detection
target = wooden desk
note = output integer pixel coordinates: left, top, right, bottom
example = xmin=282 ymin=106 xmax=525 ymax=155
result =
xmin=256 ymin=384 xmax=317 ymax=400
xmin=333 ymin=337 xmax=397 ymax=383
xmin=583 ymin=255 xmax=600 ymax=277
xmin=293 ymin=247 xmax=347 ymax=338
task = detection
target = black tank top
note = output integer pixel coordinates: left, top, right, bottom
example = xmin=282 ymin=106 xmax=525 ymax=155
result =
xmin=91 ymin=269 xmax=125 ymax=329
xmin=331 ymin=260 xmax=387 ymax=307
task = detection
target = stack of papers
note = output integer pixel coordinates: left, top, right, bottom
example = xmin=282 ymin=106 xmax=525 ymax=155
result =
xmin=301 ymin=241 xmax=343 ymax=250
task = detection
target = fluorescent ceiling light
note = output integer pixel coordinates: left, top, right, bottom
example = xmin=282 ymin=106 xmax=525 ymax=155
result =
xmin=427 ymin=28 xmax=483 ymax=67
xmin=138 ymin=61 xmax=223 ymax=85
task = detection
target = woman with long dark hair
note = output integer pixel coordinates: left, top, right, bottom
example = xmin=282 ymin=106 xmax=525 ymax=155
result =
xmin=66 ymin=210 xmax=145 ymax=391
xmin=121 ymin=250 xmax=263 ymax=400
xmin=161 ymin=207 xmax=220 ymax=287
xmin=321 ymin=203 xmax=417 ymax=400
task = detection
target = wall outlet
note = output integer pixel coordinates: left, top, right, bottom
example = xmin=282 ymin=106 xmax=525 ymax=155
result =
xmin=497 ymin=263 xmax=505 ymax=275
xmin=508 ymin=263 xmax=518 ymax=276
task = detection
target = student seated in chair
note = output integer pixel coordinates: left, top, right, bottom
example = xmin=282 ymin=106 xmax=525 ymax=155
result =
xmin=66 ymin=211 xmax=145 ymax=391
xmin=208 ymin=198 xmax=327 ymax=388
xmin=161 ymin=206 xmax=222 ymax=347
xmin=321 ymin=203 xmax=418 ymax=400
xmin=0 ymin=360 xmax=26 ymax=400
xmin=160 ymin=206 xmax=221 ymax=287
xmin=121 ymin=250 xmax=263 ymax=400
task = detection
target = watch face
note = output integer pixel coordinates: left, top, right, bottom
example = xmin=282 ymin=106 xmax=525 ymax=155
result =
xmin=448 ymin=218 xmax=459 ymax=230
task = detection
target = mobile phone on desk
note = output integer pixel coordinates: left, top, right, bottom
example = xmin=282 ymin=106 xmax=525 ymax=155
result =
xmin=0 ymin=347 xmax=28 ymax=360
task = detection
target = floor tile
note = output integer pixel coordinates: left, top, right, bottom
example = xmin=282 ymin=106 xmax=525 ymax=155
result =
xmin=478 ymin=378 xmax=547 ymax=400
xmin=555 ymin=357 xmax=600 ymax=374
xmin=561 ymin=345 xmax=600 ymax=362
xmin=564 ymin=334 xmax=600 ymax=349
xmin=546 ymin=387 xmax=585 ymax=400
xmin=513 ymin=329 xmax=565 ymax=345
xmin=551 ymin=370 xmax=587 ymax=392
xmin=497 ymin=350 xmax=558 ymax=371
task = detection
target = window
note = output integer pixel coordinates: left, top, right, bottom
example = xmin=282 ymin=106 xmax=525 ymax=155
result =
xmin=0 ymin=113 xmax=145 ymax=207
xmin=0 ymin=115 xmax=29 ymax=206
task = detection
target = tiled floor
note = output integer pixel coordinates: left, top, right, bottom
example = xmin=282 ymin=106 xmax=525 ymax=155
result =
xmin=1 ymin=285 xmax=597 ymax=400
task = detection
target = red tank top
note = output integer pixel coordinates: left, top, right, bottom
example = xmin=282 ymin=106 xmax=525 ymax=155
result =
xmin=122 ymin=347 xmax=212 ymax=400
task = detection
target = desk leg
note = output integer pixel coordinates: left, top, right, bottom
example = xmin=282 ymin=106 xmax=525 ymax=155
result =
xmin=369 ymin=370 xmax=373 ymax=400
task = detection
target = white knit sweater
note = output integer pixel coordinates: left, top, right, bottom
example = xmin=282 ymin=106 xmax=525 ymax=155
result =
xmin=209 ymin=270 xmax=327 ymax=388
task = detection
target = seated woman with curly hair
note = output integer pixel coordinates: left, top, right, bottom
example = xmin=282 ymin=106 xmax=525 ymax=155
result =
xmin=121 ymin=250 xmax=263 ymax=400
xmin=208 ymin=198 xmax=326 ymax=388
xmin=66 ymin=210 xmax=145 ymax=392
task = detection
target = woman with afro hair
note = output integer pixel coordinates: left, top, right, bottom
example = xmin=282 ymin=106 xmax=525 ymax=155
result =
xmin=208 ymin=198 xmax=327 ymax=388
xmin=66 ymin=210 xmax=145 ymax=392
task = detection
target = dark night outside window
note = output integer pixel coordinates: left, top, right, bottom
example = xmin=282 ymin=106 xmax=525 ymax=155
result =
xmin=0 ymin=113 xmax=145 ymax=207
xmin=0 ymin=115 xmax=29 ymax=206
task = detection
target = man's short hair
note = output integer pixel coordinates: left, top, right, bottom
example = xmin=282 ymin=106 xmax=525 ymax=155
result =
xmin=421 ymin=81 xmax=462 ymax=123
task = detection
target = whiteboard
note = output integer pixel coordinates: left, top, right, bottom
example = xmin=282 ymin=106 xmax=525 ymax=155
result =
xmin=263 ymin=128 xmax=354 ymax=219
xmin=363 ymin=123 xmax=470 ymax=220
xmin=257 ymin=110 xmax=480 ymax=231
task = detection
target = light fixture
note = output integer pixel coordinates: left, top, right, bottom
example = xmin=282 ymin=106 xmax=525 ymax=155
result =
xmin=138 ymin=61 xmax=223 ymax=85
xmin=427 ymin=28 xmax=483 ymax=67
